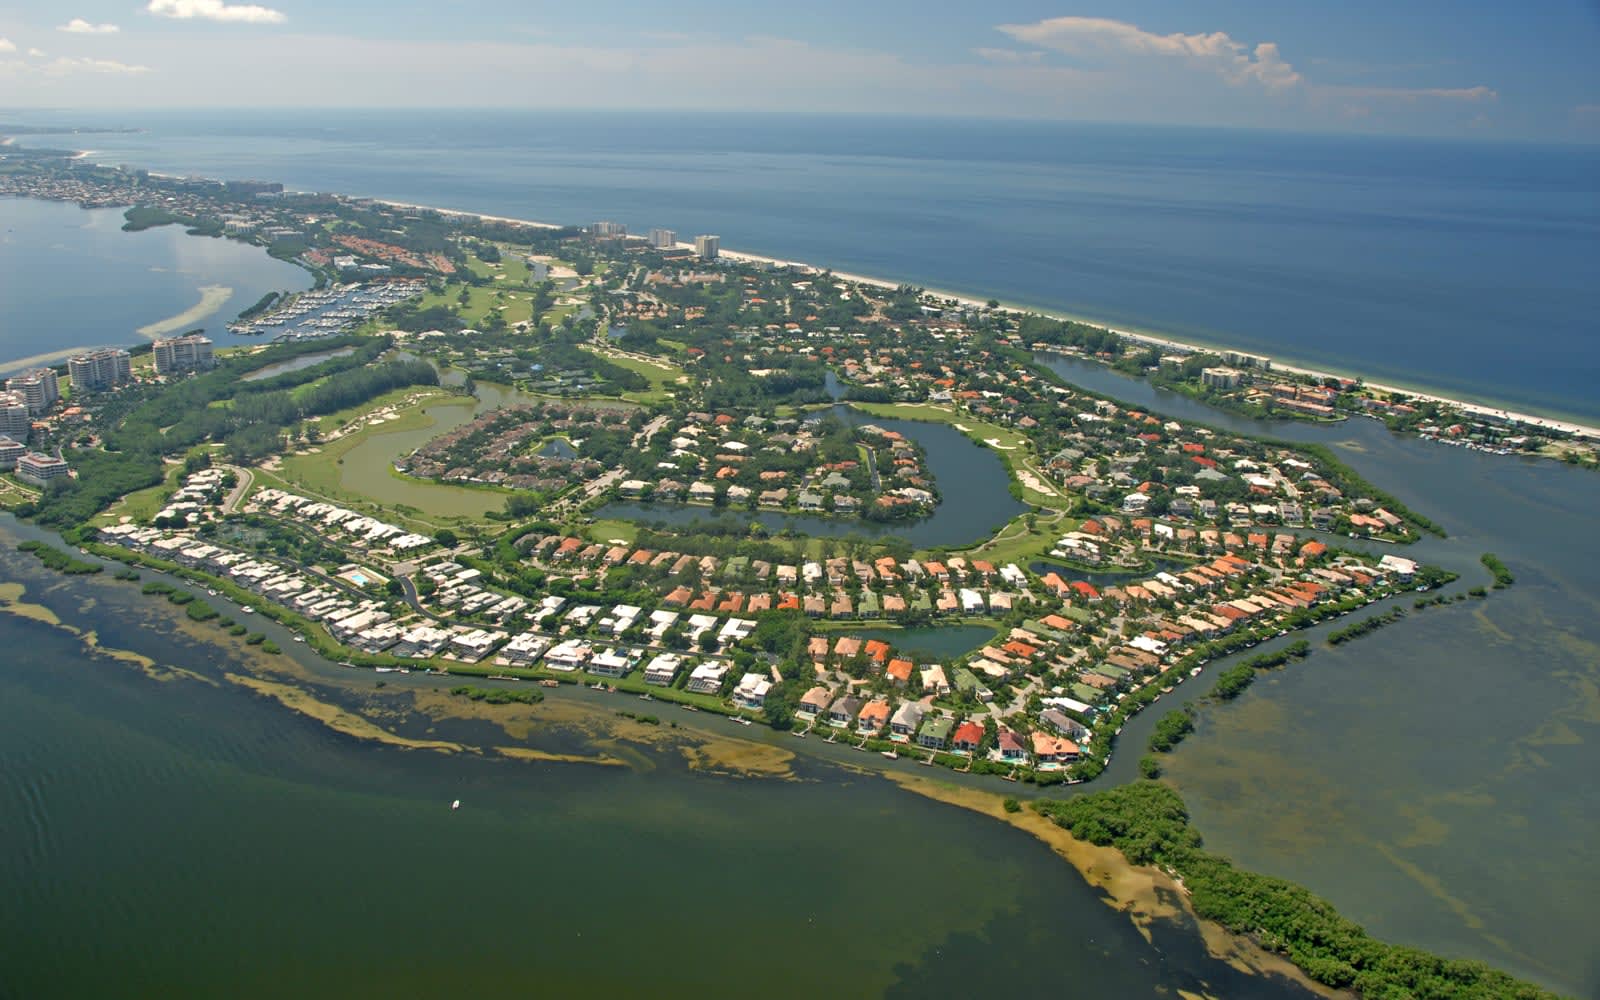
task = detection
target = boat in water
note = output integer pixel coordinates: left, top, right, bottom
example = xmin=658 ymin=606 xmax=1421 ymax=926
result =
xmin=451 ymin=799 xmax=460 ymax=811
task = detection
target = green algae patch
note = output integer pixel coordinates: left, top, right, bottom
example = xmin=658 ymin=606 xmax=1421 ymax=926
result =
xmin=226 ymin=673 xmax=466 ymax=754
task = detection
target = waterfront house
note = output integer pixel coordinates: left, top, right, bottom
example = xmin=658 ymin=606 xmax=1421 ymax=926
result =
xmin=732 ymin=673 xmax=773 ymax=710
xmin=1031 ymin=732 xmax=1081 ymax=765
xmin=684 ymin=661 xmax=729 ymax=694
xmin=857 ymin=699 xmax=891 ymax=735
xmin=644 ymin=653 xmax=684 ymax=686
xmin=951 ymin=721 xmax=985 ymax=753
xmin=798 ymin=686 xmax=833 ymax=719
xmin=997 ymin=730 xmax=1028 ymax=763
xmin=917 ymin=716 xmax=954 ymax=751
xmin=890 ymin=702 xmax=926 ymax=739
xmin=826 ymin=695 xmax=864 ymax=727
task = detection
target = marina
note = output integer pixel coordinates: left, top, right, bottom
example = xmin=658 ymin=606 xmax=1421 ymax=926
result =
xmin=227 ymin=281 xmax=424 ymax=341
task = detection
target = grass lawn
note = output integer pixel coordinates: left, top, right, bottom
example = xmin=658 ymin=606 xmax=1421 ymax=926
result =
xmin=268 ymin=391 xmax=509 ymax=529
xmin=584 ymin=519 xmax=640 ymax=545
xmin=415 ymin=282 xmax=533 ymax=328
xmin=581 ymin=346 xmax=687 ymax=405
xmin=309 ymin=385 xmax=456 ymax=434
xmin=0 ymin=474 xmax=42 ymax=510
xmin=955 ymin=510 xmax=1081 ymax=566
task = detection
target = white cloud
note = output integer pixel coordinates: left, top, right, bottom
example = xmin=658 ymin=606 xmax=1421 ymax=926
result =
xmin=0 ymin=38 xmax=16 ymax=53
xmin=44 ymin=56 xmax=151 ymax=74
xmin=28 ymin=48 xmax=47 ymax=57
xmin=998 ymin=16 xmax=1302 ymax=92
xmin=146 ymin=0 xmax=286 ymax=25
xmin=61 ymin=18 xmax=121 ymax=34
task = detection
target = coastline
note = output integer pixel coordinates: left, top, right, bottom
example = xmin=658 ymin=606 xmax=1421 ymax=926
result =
xmin=319 ymin=190 xmax=1600 ymax=441
xmin=24 ymin=141 xmax=1597 ymax=437
xmin=718 ymin=247 xmax=1600 ymax=442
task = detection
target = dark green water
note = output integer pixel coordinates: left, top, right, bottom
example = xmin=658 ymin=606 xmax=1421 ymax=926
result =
xmin=846 ymin=625 xmax=997 ymax=661
xmin=0 ymin=547 xmax=1313 ymax=999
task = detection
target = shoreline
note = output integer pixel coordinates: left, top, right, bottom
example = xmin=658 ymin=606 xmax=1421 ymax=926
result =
xmin=717 ymin=247 xmax=1600 ymax=441
xmin=324 ymin=190 xmax=1600 ymax=440
xmin=25 ymin=142 xmax=1599 ymax=438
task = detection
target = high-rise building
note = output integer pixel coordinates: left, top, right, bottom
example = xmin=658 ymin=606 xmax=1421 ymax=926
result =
xmin=4 ymin=368 xmax=59 ymax=415
xmin=67 ymin=349 xmax=133 ymax=393
xmin=592 ymin=221 xmax=627 ymax=238
xmin=0 ymin=435 xmax=24 ymax=470
xmin=694 ymin=235 xmax=721 ymax=260
xmin=649 ymin=228 xmax=677 ymax=249
xmin=0 ymin=392 xmax=30 ymax=442
xmin=152 ymin=335 xmax=215 ymax=376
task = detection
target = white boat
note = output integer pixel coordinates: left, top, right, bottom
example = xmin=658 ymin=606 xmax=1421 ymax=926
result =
xmin=881 ymin=750 xmax=899 ymax=759
xmin=240 ymin=606 xmax=254 ymax=614
xmin=451 ymin=799 xmax=461 ymax=811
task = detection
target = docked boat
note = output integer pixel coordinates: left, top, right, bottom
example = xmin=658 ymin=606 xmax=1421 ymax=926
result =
xmin=880 ymin=750 xmax=899 ymax=759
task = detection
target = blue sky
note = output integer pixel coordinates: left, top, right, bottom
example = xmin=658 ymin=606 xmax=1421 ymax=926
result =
xmin=1 ymin=0 xmax=1597 ymax=140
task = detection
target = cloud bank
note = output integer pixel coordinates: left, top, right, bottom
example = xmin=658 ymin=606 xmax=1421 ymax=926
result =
xmin=998 ymin=16 xmax=1302 ymax=92
xmin=146 ymin=0 xmax=286 ymax=24
xmin=60 ymin=18 xmax=121 ymax=34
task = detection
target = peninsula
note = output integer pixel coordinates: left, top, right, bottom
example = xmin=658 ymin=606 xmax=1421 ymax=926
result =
xmin=0 ymin=139 xmax=1572 ymax=1000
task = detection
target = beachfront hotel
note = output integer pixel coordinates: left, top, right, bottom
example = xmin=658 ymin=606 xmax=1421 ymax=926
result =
xmin=152 ymin=334 xmax=216 ymax=376
xmin=4 ymin=368 xmax=59 ymax=415
xmin=694 ymin=234 xmax=720 ymax=260
xmin=68 ymin=349 xmax=133 ymax=394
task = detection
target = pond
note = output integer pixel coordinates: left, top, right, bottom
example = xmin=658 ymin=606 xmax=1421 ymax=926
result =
xmin=843 ymin=624 xmax=997 ymax=661
xmin=595 ymin=403 xmax=1027 ymax=549
xmin=537 ymin=438 xmax=578 ymax=459
xmin=1027 ymin=556 xmax=1195 ymax=587
xmin=241 ymin=347 xmax=356 ymax=382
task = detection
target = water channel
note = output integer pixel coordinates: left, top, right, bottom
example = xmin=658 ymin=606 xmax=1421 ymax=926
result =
xmin=1032 ymin=352 xmax=1600 ymax=996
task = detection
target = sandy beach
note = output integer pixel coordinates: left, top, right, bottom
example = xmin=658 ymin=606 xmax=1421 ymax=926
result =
xmin=103 ymin=183 xmax=1596 ymax=442
xmin=714 ymin=246 xmax=1600 ymax=440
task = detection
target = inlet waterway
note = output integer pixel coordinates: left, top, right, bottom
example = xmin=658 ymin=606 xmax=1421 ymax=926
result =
xmin=1033 ymin=351 xmax=1600 ymax=998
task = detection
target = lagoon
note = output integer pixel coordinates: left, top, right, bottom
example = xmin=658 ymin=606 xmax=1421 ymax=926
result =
xmin=0 ymin=197 xmax=310 ymax=375
xmin=596 ymin=403 xmax=1027 ymax=549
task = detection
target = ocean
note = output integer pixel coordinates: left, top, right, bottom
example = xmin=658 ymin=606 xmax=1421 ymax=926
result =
xmin=8 ymin=108 xmax=1597 ymax=422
